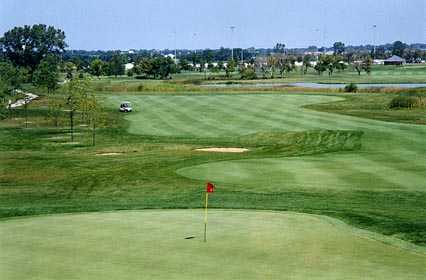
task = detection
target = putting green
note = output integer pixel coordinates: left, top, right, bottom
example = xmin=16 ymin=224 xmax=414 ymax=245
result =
xmin=177 ymin=152 xmax=426 ymax=192
xmin=1 ymin=210 xmax=425 ymax=280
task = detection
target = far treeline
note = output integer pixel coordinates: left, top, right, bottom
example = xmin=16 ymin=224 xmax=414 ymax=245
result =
xmin=1 ymin=24 xmax=426 ymax=116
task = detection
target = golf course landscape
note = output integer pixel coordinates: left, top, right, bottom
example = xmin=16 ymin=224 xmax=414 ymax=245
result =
xmin=1 ymin=83 xmax=426 ymax=279
xmin=1 ymin=4 xmax=426 ymax=277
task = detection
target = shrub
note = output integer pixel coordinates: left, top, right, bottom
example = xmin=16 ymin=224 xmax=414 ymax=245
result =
xmin=344 ymin=83 xmax=358 ymax=92
xmin=240 ymin=67 xmax=257 ymax=80
xmin=389 ymin=96 xmax=419 ymax=109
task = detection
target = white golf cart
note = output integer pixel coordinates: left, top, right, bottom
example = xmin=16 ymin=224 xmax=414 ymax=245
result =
xmin=119 ymin=101 xmax=133 ymax=112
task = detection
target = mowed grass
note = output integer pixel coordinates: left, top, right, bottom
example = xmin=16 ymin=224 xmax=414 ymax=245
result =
xmin=1 ymin=210 xmax=425 ymax=280
xmin=1 ymin=91 xmax=426 ymax=249
xmin=106 ymin=93 xmax=426 ymax=193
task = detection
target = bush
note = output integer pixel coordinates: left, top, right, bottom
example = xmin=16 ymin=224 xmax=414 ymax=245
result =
xmin=389 ymin=96 xmax=419 ymax=109
xmin=240 ymin=67 xmax=257 ymax=80
xmin=344 ymin=83 xmax=358 ymax=92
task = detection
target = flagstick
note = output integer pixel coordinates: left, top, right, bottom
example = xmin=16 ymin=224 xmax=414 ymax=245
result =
xmin=204 ymin=191 xmax=209 ymax=242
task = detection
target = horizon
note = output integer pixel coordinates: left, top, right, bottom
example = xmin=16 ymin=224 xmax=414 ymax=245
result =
xmin=1 ymin=0 xmax=425 ymax=51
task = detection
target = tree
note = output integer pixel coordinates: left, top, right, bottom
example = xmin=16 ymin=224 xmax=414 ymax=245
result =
xmin=239 ymin=65 xmax=257 ymax=80
xmin=392 ymin=41 xmax=406 ymax=57
xmin=302 ymin=55 xmax=313 ymax=74
xmin=225 ymin=59 xmax=236 ymax=78
xmin=178 ymin=59 xmax=191 ymax=71
xmin=0 ymin=24 xmax=67 ymax=72
xmin=108 ymin=54 xmax=125 ymax=77
xmin=314 ymin=58 xmax=327 ymax=75
xmin=317 ymin=55 xmax=336 ymax=76
xmin=90 ymin=59 xmax=105 ymax=78
xmin=0 ymin=61 xmax=25 ymax=118
xmin=65 ymin=78 xmax=88 ymax=142
xmin=352 ymin=56 xmax=372 ymax=75
xmin=333 ymin=42 xmax=345 ymax=55
xmin=64 ymin=62 xmax=75 ymax=79
xmin=86 ymin=92 xmax=100 ymax=146
xmin=274 ymin=43 xmax=286 ymax=54
xmin=32 ymin=55 xmax=59 ymax=93
xmin=33 ymin=50 xmax=62 ymax=126
xmin=267 ymin=55 xmax=277 ymax=78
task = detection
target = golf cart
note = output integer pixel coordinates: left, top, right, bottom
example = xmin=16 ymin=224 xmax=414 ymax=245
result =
xmin=119 ymin=101 xmax=133 ymax=112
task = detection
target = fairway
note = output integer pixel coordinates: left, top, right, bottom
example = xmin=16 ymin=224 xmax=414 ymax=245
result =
xmin=1 ymin=210 xmax=425 ymax=280
xmin=106 ymin=94 xmax=426 ymax=192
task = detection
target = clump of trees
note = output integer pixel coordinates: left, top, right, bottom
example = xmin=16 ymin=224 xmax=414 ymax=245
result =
xmin=0 ymin=24 xmax=67 ymax=118
xmin=89 ymin=54 xmax=125 ymax=78
xmin=132 ymin=56 xmax=176 ymax=79
xmin=352 ymin=56 xmax=372 ymax=75
xmin=314 ymin=55 xmax=346 ymax=76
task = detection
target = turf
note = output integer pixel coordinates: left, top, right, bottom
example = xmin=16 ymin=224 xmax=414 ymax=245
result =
xmin=1 ymin=210 xmax=425 ymax=280
xmin=2 ymin=92 xmax=426 ymax=245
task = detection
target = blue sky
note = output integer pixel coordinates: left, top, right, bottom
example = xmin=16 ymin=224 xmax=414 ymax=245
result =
xmin=1 ymin=0 xmax=425 ymax=50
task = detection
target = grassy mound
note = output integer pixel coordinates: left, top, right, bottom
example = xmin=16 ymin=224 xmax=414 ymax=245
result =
xmin=389 ymin=94 xmax=426 ymax=109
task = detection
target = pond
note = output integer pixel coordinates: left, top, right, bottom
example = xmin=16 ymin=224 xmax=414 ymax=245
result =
xmin=202 ymin=82 xmax=426 ymax=89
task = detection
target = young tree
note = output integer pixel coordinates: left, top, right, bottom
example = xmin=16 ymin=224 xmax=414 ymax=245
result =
xmin=225 ymin=59 xmax=236 ymax=78
xmin=86 ymin=92 xmax=100 ymax=146
xmin=65 ymin=78 xmax=88 ymax=142
xmin=64 ymin=61 xmax=75 ymax=79
xmin=302 ymin=55 xmax=313 ymax=74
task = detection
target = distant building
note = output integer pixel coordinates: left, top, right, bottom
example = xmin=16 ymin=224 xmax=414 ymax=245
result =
xmin=373 ymin=59 xmax=385 ymax=65
xmin=384 ymin=55 xmax=405 ymax=65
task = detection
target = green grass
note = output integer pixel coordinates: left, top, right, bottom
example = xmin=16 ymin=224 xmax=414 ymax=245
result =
xmin=1 ymin=210 xmax=425 ymax=280
xmin=2 ymin=91 xmax=425 ymax=246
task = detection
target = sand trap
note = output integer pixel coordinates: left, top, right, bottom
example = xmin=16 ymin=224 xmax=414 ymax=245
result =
xmin=195 ymin=147 xmax=249 ymax=153
xmin=96 ymin=152 xmax=123 ymax=156
xmin=59 ymin=142 xmax=81 ymax=145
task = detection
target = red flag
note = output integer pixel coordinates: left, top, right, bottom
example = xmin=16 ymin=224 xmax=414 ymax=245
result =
xmin=206 ymin=182 xmax=215 ymax=193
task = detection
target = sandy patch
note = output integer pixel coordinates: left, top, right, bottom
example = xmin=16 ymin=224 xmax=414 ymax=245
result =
xmin=46 ymin=136 xmax=68 ymax=140
xmin=96 ymin=152 xmax=123 ymax=156
xmin=195 ymin=147 xmax=249 ymax=153
xmin=59 ymin=142 xmax=81 ymax=145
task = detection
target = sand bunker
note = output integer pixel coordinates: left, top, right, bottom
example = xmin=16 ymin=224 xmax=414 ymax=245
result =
xmin=96 ymin=152 xmax=123 ymax=156
xmin=195 ymin=147 xmax=249 ymax=153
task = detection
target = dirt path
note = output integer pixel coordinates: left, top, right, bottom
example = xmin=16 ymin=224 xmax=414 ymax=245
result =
xmin=7 ymin=90 xmax=39 ymax=109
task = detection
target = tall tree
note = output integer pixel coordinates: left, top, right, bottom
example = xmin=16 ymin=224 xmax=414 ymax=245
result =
xmin=392 ymin=41 xmax=407 ymax=57
xmin=0 ymin=24 xmax=67 ymax=72
xmin=32 ymin=55 xmax=59 ymax=94
xmin=333 ymin=42 xmax=345 ymax=55
xmin=90 ymin=59 xmax=105 ymax=78
xmin=108 ymin=54 xmax=125 ymax=77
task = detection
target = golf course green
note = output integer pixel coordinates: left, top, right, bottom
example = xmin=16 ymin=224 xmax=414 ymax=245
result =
xmin=1 ymin=210 xmax=425 ymax=280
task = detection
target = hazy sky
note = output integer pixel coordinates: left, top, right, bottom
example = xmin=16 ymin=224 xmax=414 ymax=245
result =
xmin=1 ymin=0 xmax=425 ymax=50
